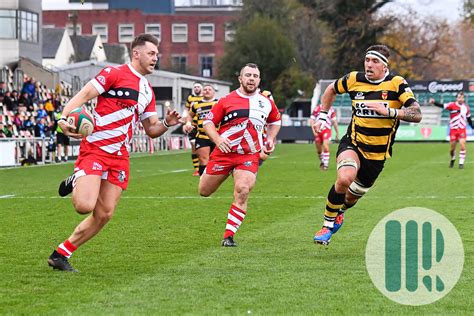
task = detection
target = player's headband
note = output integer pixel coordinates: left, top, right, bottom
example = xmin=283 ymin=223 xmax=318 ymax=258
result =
xmin=366 ymin=50 xmax=388 ymax=66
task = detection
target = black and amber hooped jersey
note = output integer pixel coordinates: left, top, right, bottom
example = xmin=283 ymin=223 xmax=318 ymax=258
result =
xmin=185 ymin=94 xmax=204 ymax=127
xmin=334 ymin=71 xmax=417 ymax=160
xmin=189 ymin=98 xmax=218 ymax=140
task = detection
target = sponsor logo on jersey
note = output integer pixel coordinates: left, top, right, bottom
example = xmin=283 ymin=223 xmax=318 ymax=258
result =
xmin=92 ymin=162 xmax=103 ymax=171
xmin=97 ymin=75 xmax=106 ymax=85
xmin=118 ymin=170 xmax=126 ymax=183
xmin=354 ymin=102 xmax=389 ymax=118
xmin=355 ymin=92 xmax=365 ymax=100
xmin=212 ymin=164 xmax=224 ymax=171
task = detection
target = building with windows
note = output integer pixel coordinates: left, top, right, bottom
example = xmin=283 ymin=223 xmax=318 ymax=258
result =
xmin=0 ymin=0 xmax=42 ymax=66
xmin=42 ymin=0 xmax=241 ymax=78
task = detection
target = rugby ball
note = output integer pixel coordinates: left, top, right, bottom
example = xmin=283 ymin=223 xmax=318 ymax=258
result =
xmin=67 ymin=106 xmax=95 ymax=137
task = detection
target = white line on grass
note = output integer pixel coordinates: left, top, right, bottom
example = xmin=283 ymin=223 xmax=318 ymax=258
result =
xmin=0 ymin=194 xmax=15 ymax=198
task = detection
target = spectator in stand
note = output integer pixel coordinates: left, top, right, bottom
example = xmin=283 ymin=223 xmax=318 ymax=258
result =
xmin=5 ymin=123 xmax=14 ymax=137
xmin=0 ymin=81 xmax=6 ymax=102
xmin=44 ymin=98 xmax=55 ymax=116
xmin=37 ymin=103 xmax=48 ymax=120
xmin=13 ymin=113 xmax=23 ymax=130
xmin=23 ymin=115 xmax=34 ymax=132
xmin=19 ymin=92 xmax=34 ymax=112
xmin=22 ymin=77 xmax=36 ymax=98
xmin=34 ymin=117 xmax=49 ymax=138
xmin=0 ymin=122 xmax=8 ymax=138
xmin=4 ymin=91 xmax=18 ymax=112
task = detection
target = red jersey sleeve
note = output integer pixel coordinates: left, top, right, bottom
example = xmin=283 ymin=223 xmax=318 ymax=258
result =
xmin=90 ymin=67 xmax=119 ymax=94
xmin=204 ymin=96 xmax=226 ymax=126
xmin=444 ymin=102 xmax=455 ymax=110
xmin=267 ymin=99 xmax=281 ymax=125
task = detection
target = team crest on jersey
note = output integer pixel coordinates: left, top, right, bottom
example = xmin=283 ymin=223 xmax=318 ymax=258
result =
xmin=118 ymin=170 xmax=126 ymax=183
xmin=97 ymin=75 xmax=106 ymax=85
xmin=104 ymin=68 xmax=111 ymax=74
xmin=354 ymin=92 xmax=365 ymax=100
xmin=381 ymin=91 xmax=388 ymax=100
xmin=258 ymin=100 xmax=264 ymax=108
xmin=206 ymin=112 xmax=214 ymax=120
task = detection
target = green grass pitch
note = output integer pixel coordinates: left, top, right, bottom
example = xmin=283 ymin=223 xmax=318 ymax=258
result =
xmin=0 ymin=143 xmax=472 ymax=314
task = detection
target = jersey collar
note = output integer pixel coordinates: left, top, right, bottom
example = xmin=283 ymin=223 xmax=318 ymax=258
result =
xmin=127 ymin=64 xmax=146 ymax=80
xmin=365 ymin=69 xmax=390 ymax=84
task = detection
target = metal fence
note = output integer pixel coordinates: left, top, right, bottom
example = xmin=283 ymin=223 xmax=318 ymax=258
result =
xmin=0 ymin=134 xmax=191 ymax=167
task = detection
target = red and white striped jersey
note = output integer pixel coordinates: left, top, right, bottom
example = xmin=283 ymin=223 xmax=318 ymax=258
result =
xmin=204 ymin=89 xmax=281 ymax=154
xmin=310 ymin=105 xmax=336 ymax=130
xmin=86 ymin=64 xmax=156 ymax=156
xmin=444 ymin=101 xmax=471 ymax=130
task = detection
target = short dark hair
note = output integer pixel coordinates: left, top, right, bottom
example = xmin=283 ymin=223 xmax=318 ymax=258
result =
xmin=457 ymin=91 xmax=465 ymax=97
xmin=239 ymin=63 xmax=259 ymax=76
xmin=131 ymin=33 xmax=159 ymax=50
xmin=366 ymin=45 xmax=390 ymax=59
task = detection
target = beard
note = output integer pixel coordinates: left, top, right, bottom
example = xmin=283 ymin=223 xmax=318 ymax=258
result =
xmin=242 ymin=82 xmax=257 ymax=94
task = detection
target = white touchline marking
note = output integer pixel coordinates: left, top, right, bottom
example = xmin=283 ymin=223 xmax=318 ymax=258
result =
xmin=0 ymin=194 xmax=15 ymax=199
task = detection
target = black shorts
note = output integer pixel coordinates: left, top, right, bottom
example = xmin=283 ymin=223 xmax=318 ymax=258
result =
xmin=56 ymin=133 xmax=70 ymax=146
xmin=337 ymin=135 xmax=385 ymax=188
xmin=195 ymin=137 xmax=215 ymax=151
xmin=188 ymin=129 xmax=197 ymax=142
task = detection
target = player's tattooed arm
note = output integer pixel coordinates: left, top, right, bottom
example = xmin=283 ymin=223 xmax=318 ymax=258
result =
xmin=399 ymin=102 xmax=422 ymax=123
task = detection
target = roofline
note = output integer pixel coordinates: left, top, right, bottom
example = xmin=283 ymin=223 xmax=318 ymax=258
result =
xmin=56 ymin=61 xmax=232 ymax=86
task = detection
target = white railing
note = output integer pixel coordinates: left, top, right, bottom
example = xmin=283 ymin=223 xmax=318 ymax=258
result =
xmin=0 ymin=134 xmax=191 ymax=167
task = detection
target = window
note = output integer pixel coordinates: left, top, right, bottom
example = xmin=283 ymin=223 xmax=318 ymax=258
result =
xmin=92 ymin=24 xmax=108 ymax=43
xmin=172 ymin=24 xmax=188 ymax=43
xmin=0 ymin=10 xmax=17 ymax=39
xmin=66 ymin=23 xmax=82 ymax=36
xmin=118 ymin=24 xmax=134 ymax=43
xmin=145 ymin=24 xmax=161 ymax=42
xmin=225 ymin=23 xmax=235 ymax=42
xmin=19 ymin=11 xmax=38 ymax=42
xmin=200 ymin=55 xmax=214 ymax=77
xmin=171 ymin=55 xmax=187 ymax=73
xmin=198 ymin=23 xmax=214 ymax=42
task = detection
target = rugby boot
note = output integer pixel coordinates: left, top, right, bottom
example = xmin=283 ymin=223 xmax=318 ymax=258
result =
xmin=58 ymin=174 xmax=75 ymax=197
xmin=221 ymin=236 xmax=237 ymax=247
xmin=332 ymin=212 xmax=345 ymax=234
xmin=47 ymin=250 xmax=78 ymax=272
xmin=314 ymin=226 xmax=333 ymax=245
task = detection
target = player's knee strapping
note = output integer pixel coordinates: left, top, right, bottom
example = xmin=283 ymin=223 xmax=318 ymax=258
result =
xmin=337 ymin=158 xmax=357 ymax=170
xmin=348 ymin=180 xmax=370 ymax=198
xmin=324 ymin=185 xmax=345 ymax=228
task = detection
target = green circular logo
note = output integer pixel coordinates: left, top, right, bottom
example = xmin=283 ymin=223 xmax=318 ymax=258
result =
xmin=366 ymin=207 xmax=464 ymax=306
